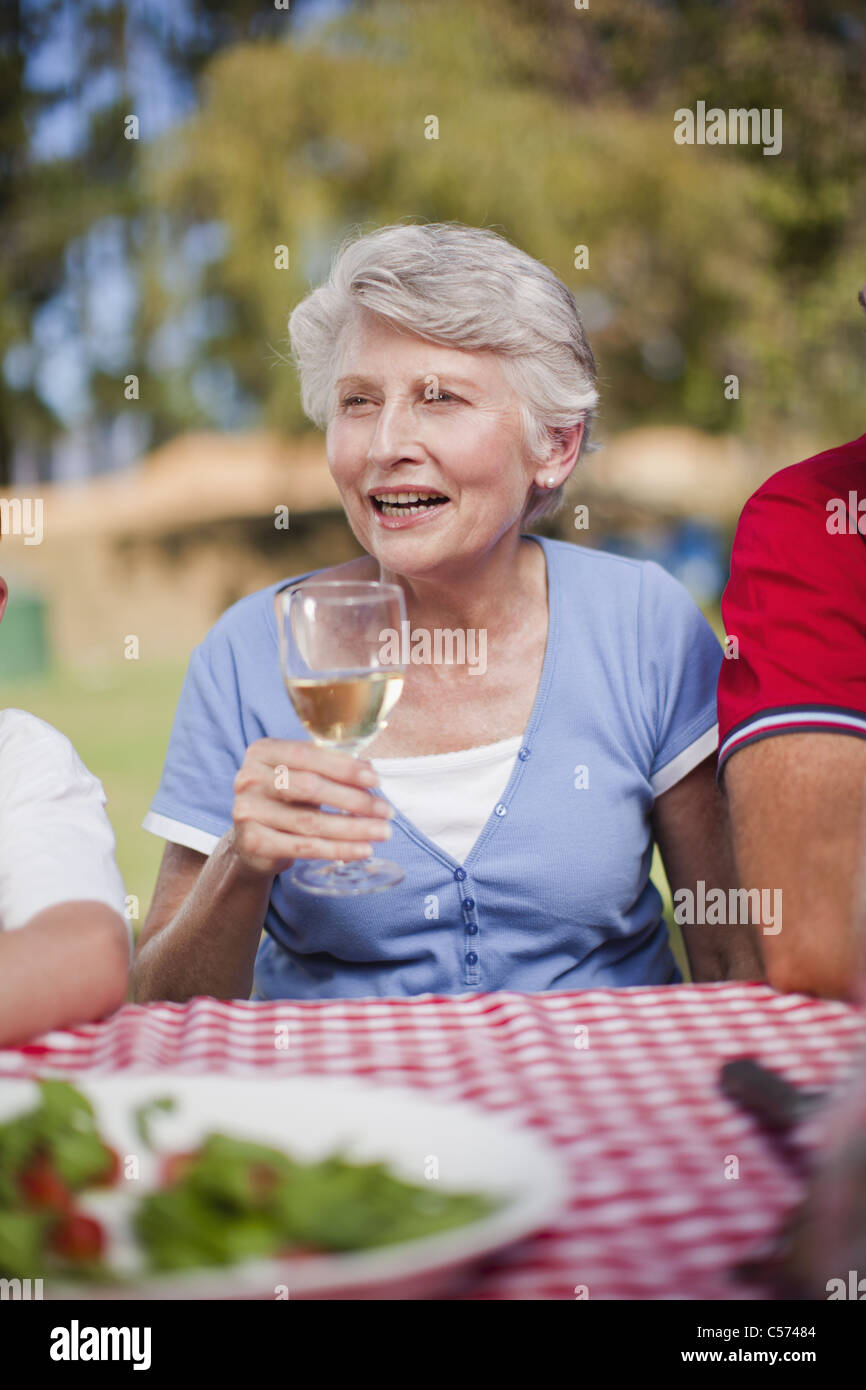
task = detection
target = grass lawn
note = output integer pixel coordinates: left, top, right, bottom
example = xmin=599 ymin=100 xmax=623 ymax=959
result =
xmin=0 ymin=659 xmax=690 ymax=977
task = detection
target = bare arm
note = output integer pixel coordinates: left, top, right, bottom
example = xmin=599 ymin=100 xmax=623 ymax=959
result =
xmin=652 ymin=754 xmax=765 ymax=983
xmin=132 ymin=836 xmax=273 ymax=1003
xmin=131 ymin=739 xmax=394 ymax=1004
xmin=0 ymin=902 xmax=130 ymax=1048
xmin=723 ymin=733 xmax=866 ymax=999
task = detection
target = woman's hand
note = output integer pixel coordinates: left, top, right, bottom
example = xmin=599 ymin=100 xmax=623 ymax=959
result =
xmin=229 ymin=738 xmax=394 ymax=878
xmin=134 ymin=741 xmax=396 ymax=1004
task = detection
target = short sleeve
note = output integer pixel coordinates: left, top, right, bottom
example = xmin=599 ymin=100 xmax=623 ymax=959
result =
xmin=0 ymin=714 xmax=129 ymax=942
xmin=143 ymin=626 xmax=250 ymax=856
xmin=637 ymin=561 xmax=722 ymax=797
xmin=718 ymin=475 xmax=866 ymax=773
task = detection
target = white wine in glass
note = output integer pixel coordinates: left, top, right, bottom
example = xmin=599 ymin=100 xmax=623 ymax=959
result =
xmin=277 ymin=580 xmax=407 ymax=895
xmin=288 ymin=669 xmax=405 ymax=751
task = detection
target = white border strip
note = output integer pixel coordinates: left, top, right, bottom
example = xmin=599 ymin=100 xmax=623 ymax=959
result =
xmin=650 ymin=724 xmax=719 ymax=798
xmin=142 ymin=811 xmax=220 ymax=857
xmin=720 ymin=708 xmax=866 ymax=763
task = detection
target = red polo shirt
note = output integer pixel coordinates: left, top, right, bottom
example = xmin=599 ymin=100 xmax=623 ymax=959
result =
xmin=717 ymin=434 xmax=866 ymax=774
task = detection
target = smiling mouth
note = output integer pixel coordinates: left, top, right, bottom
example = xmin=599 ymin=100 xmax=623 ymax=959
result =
xmin=370 ymin=491 xmax=450 ymax=517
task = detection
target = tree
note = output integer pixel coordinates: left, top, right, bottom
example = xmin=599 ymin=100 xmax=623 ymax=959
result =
xmin=0 ymin=0 xmax=302 ymax=486
xmin=143 ymin=0 xmax=836 ymax=441
xmin=2 ymin=0 xmax=865 ymax=486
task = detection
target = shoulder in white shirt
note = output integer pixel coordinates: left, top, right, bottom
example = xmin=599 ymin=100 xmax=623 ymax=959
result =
xmin=0 ymin=709 xmax=128 ymax=940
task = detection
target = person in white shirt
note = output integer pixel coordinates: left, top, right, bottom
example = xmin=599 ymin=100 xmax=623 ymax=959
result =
xmin=0 ymin=573 xmax=130 ymax=1045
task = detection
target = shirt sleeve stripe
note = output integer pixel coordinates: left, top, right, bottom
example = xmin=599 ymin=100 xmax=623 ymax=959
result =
xmin=719 ymin=707 xmax=866 ymax=767
xmin=142 ymin=811 xmax=220 ymax=857
xmin=721 ymin=702 xmax=866 ymax=741
xmin=650 ymin=723 xmax=719 ymax=798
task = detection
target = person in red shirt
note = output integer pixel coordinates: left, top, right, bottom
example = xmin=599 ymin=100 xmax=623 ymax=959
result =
xmin=718 ymin=426 xmax=866 ymax=999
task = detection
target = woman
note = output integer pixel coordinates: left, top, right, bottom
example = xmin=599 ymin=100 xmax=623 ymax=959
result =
xmin=135 ymin=221 xmax=763 ymax=1002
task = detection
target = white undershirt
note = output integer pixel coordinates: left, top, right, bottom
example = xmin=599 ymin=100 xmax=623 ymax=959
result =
xmin=369 ymin=735 xmax=523 ymax=865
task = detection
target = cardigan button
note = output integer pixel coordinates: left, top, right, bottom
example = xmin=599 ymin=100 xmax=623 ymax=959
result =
xmin=494 ymin=803 xmax=507 ymax=817
xmin=518 ymin=746 xmax=530 ymax=760
xmin=465 ymin=952 xmax=478 ymax=966
xmin=454 ymin=867 xmax=467 ymax=881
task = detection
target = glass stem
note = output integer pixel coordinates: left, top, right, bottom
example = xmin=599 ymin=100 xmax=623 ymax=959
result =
xmin=332 ymin=747 xmax=368 ymax=871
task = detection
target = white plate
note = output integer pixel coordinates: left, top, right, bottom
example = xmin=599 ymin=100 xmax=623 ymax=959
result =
xmin=0 ymin=1075 xmax=570 ymax=1299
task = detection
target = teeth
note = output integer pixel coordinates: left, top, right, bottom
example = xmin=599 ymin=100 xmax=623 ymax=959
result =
xmin=380 ymin=502 xmax=444 ymax=516
xmin=372 ymin=491 xmax=447 ymax=504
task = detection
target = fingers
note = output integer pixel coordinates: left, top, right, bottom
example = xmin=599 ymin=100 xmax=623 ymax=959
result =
xmin=275 ymin=770 xmax=392 ymax=818
xmin=254 ymin=739 xmax=379 ymax=788
xmin=234 ymin=791 xmax=393 ymax=847
xmin=232 ymin=823 xmax=377 ymax=875
xmin=237 ymin=742 xmax=390 ymax=817
xmin=231 ymin=739 xmax=397 ymax=875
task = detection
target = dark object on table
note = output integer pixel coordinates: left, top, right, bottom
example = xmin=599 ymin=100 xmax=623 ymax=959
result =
xmin=719 ymin=1058 xmax=825 ymax=1134
xmin=721 ymin=1055 xmax=866 ymax=1299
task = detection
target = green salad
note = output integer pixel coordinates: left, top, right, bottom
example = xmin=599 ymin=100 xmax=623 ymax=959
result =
xmin=0 ymin=1081 xmax=498 ymax=1279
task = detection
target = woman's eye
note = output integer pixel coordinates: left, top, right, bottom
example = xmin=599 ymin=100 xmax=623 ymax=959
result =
xmin=340 ymin=392 xmax=458 ymax=408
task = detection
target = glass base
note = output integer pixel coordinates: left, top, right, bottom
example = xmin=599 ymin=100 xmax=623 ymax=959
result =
xmin=289 ymin=857 xmax=405 ymax=896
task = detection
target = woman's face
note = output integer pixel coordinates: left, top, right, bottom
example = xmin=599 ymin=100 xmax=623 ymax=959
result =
xmin=326 ymin=309 xmax=539 ymax=576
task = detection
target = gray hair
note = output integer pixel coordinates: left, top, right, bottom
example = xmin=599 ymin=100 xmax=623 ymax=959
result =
xmin=288 ymin=220 xmax=599 ymax=525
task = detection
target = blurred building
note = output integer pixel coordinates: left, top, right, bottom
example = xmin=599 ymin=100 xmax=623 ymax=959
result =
xmin=0 ymin=424 xmax=822 ymax=672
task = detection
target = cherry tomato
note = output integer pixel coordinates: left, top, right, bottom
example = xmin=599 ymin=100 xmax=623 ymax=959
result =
xmin=159 ymin=1150 xmax=199 ymax=1187
xmin=19 ymin=1153 xmax=72 ymax=1211
xmin=249 ymin=1163 xmax=281 ymax=1198
xmin=94 ymin=1144 xmax=121 ymax=1187
xmin=50 ymin=1212 xmax=105 ymax=1261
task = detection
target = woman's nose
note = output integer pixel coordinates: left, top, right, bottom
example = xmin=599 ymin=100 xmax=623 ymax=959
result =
xmin=366 ymin=399 xmax=426 ymax=467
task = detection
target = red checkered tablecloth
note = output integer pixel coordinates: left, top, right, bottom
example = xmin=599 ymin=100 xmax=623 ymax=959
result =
xmin=1 ymin=982 xmax=864 ymax=1300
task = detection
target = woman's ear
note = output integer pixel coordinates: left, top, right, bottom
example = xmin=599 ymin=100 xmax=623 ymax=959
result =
xmin=549 ymin=419 xmax=585 ymax=473
xmin=532 ymin=421 xmax=586 ymax=494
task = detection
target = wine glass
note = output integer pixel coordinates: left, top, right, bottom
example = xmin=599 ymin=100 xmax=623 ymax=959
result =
xmin=276 ymin=579 xmax=407 ymax=895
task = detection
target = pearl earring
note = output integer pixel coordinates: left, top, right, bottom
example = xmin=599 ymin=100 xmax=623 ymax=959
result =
xmin=546 ymin=477 xmax=556 ymax=488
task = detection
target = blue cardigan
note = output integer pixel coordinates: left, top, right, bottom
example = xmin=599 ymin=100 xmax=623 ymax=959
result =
xmin=145 ymin=534 xmax=721 ymax=998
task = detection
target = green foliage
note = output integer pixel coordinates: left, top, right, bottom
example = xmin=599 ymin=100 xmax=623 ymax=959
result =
xmin=2 ymin=0 xmax=865 ymax=477
xmin=140 ymin=0 xmax=866 ymax=444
